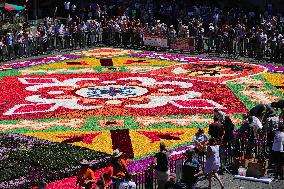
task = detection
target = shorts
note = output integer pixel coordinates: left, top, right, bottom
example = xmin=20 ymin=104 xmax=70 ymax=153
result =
xmin=156 ymin=170 xmax=170 ymax=181
xmin=272 ymin=151 xmax=284 ymax=164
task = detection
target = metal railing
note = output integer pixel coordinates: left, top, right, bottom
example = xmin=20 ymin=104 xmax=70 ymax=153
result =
xmin=1 ymin=31 xmax=284 ymax=63
xmin=130 ymin=138 xmax=272 ymax=189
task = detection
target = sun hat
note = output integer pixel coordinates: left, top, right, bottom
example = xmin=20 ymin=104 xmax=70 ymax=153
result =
xmin=112 ymin=149 xmax=123 ymax=158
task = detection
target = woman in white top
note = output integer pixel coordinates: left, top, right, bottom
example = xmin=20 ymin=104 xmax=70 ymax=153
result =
xmin=205 ymin=138 xmax=224 ymax=189
xmin=272 ymin=125 xmax=284 ymax=179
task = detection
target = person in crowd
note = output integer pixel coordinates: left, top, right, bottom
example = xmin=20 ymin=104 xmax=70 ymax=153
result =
xmin=272 ymin=99 xmax=284 ymax=112
xmin=272 ymin=125 xmax=284 ymax=180
xmin=153 ymin=142 xmax=170 ymax=189
xmin=238 ymin=115 xmax=263 ymax=157
xmin=264 ymin=112 xmax=280 ymax=150
xmin=119 ymin=173 xmax=136 ymax=189
xmin=213 ymin=108 xmax=226 ymax=124
xmin=1 ymin=2 xmax=284 ymax=63
xmin=205 ymin=138 xmax=224 ymax=189
xmin=222 ymin=116 xmax=235 ymax=144
xmin=239 ymin=115 xmax=263 ymax=139
xmin=76 ymin=159 xmax=96 ymax=189
xmin=98 ymin=162 xmax=113 ymax=189
xmin=111 ymin=149 xmax=128 ymax=188
xmin=164 ymin=173 xmax=183 ymax=189
xmin=249 ymin=103 xmax=275 ymax=122
xmin=208 ymin=117 xmax=224 ymax=143
xmin=194 ymin=128 xmax=209 ymax=153
xmin=181 ymin=149 xmax=202 ymax=189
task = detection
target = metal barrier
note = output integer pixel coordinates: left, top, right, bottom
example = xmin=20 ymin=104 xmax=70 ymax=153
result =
xmin=130 ymin=138 xmax=271 ymax=189
xmin=1 ymin=31 xmax=284 ymax=63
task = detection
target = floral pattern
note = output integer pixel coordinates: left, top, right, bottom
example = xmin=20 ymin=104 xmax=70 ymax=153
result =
xmin=147 ymin=61 xmax=267 ymax=83
xmin=0 ymin=55 xmax=81 ymax=71
xmin=0 ymin=73 xmax=247 ymax=120
xmin=262 ymin=73 xmax=284 ymax=93
xmin=261 ymin=64 xmax=284 ymax=74
xmin=0 ymin=48 xmax=283 ymax=188
xmin=71 ymin=48 xmax=139 ymax=58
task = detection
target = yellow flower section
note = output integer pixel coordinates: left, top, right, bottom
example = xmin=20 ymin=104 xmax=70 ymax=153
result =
xmin=112 ymin=57 xmax=178 ymax=67
xmin=29 ymin=58 xmax=101 ymax=70
xmin=28 ymin=56 xmax=178 ymax=71
xmin=262 ymin=73 xmax=284 ymax=93
xmin=22 ymin=127 xmax=207 ymax=159
xmin=23 ymin=130 xmax=113 ymax=155
xmin=130 ymin=127 xmax=204 ymax=158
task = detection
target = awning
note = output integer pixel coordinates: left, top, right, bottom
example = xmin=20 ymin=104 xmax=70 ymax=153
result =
xmin=4 ymin=3 xmax=25 ymax=11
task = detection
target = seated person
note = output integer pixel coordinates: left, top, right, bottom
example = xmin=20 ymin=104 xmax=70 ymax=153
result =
xmin=164 ymin=173 xmax=183 ymax=189
xmin=98 ymin=165 xmax=113 ymax=189
xmin=111 ymin=149 xmax=128 ymax=188
xmin=119 ymin=173 xmax=136 ymax=189
xmin=181 ymin=150 xmax=202 ymax=189
xmin=194 ymin=128 xmax=209 ymax=153
xmin=76 ymin=160 xmax=96 ymax=189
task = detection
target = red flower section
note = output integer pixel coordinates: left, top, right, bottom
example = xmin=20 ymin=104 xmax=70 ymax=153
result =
xmin=147 ymin=61 xmax=267 ymax=83
xmin=137 ymin=131 xmax=184 ymax=143
xmin=57 ymin=133 xmax=101 ymax=144
xmin=0 ymin=73 xmax=247 ymax=120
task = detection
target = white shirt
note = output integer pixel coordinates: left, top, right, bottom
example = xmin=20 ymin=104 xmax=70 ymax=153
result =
xmin=272 ymin=131 xmax=284 ymax=152
xmin=71 ymin=4 xmax=76 ymax=11
xmin=265 ymin=116 xmax=279 ymax=131
xmin=194 ymin=133 xmax=209 ymax=143
xmin=64 ymin=2 xmax=70 ymax=10
xmin=119 ymin=181 xmax=136 ymax=189
xmin=247 ymin=116 xmax=263 ymax=129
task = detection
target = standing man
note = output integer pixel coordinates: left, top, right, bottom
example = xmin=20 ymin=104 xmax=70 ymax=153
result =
xmin=64 ymin=1 xmax=70 ymax=17
xmin=153 ymin=142 xmax=170 ymax=189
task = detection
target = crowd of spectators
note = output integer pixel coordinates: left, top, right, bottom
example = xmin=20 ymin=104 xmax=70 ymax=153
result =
xmin=0 ymin=1 xmax=284 ymax=62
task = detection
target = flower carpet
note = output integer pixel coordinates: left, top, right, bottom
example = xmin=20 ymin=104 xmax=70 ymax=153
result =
xmin=0 ymin=48 xmax=283 ymax=188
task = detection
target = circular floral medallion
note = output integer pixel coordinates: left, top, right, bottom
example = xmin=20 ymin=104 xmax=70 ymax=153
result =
xmin=75 ymin=85 xmax=149 ymax=99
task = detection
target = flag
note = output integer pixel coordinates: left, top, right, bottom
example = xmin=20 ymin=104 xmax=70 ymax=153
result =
xmin=4 ymin=3 xmax=25 ymax=11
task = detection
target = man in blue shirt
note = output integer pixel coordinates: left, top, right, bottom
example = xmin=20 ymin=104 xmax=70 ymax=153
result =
xmin=181 ymin=149 xmax=202 ymax=189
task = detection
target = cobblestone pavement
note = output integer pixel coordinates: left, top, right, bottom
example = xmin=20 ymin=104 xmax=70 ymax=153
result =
xmin=194 ymin=173 xmax=284 ymax=189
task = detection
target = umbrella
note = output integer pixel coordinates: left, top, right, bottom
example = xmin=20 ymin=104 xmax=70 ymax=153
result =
xmin=4 ymin=3 xmax=25 ymax=11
